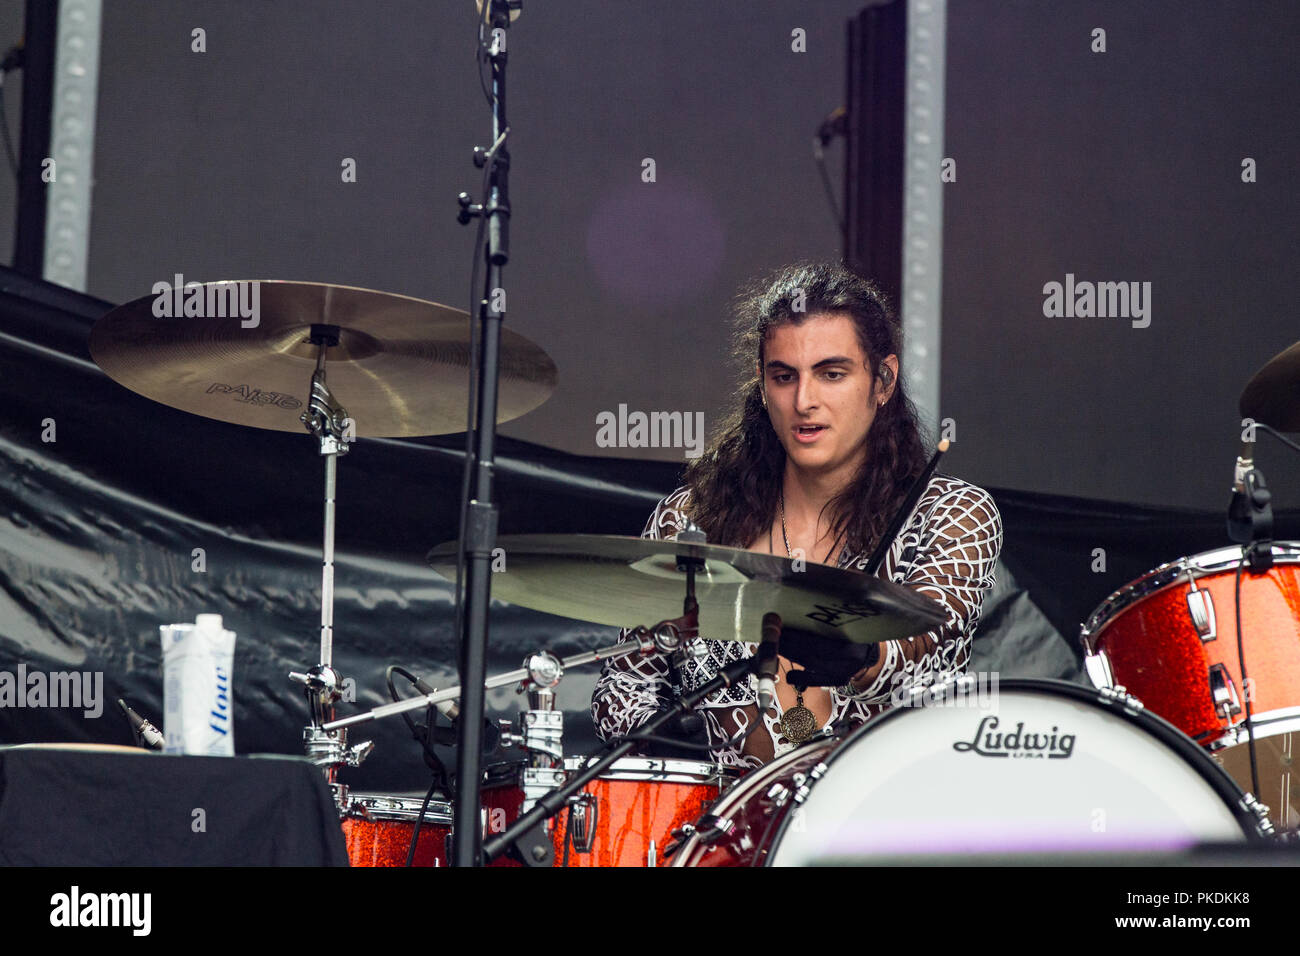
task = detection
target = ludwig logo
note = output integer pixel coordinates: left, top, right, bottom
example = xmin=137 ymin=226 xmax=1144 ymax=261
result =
xmin=952 ymin=716 xmax=1075 ymax=759
xmin=206 ymin=383 xmax=302 ymax=409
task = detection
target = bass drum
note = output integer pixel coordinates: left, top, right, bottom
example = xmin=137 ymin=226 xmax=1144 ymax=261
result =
xmin=670 ymin=679 xmax=1272 ymax=867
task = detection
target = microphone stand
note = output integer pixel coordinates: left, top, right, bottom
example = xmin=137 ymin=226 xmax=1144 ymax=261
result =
xmin=451 ymin=0 xmax=520 ymax=868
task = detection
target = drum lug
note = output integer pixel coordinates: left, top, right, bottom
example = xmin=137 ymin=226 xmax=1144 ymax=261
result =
xmin=1240 ymin=792 xmax=1276 ymax=839
xmin=790 ymin=772 xmax=816 ymax=806
xmin=1098 ymin=684 xmax=1144 ymax=713
xmin=1208 ymin=664 xmax=1242 ymax=721
xmin=1186 ymin=583 xmax=1217 ymax=643
xmin=568 ymin=793 xmax=597 ymax=853
xmin=646 ymin=839 xmax=657 ymax=868
xmin=1083 ymin=650 xmax=1115 ymax=689
xmin=766 ymin=782 xmax=792 ymax=808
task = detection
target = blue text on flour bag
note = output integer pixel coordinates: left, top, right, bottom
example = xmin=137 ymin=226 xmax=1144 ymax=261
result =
xmin=160 ymin=614 xmax=236 ymax=755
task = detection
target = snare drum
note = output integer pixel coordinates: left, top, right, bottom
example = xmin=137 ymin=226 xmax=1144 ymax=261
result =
xmin=1081 ymin=544 xmax=1300 ymax=828
xmin=553 ymin=756 xmax=730 ymax=867
xmin=670 ymin=679 xmax=1270 ymax=866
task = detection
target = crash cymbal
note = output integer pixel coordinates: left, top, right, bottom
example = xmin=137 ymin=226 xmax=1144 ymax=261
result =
xmin=427 ymin=534 xmax=949 ymax=644
xmin=1240 ymin=340 xmax=1300 ymax=431
xmin=89 ymin=280 xmax=557 ymax=438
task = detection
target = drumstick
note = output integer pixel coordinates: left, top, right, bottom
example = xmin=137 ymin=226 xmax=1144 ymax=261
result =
xmin=862 ymin=439 xmax=950 ymax=577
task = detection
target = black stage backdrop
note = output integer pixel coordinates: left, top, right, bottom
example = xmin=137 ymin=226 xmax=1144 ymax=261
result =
xmin=3 ymin=268 xmax=1297 ymax=792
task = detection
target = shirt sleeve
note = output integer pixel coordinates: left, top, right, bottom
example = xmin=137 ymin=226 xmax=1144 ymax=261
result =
xmin=839 ymin=483 xmax=1003 ymax=703
xmin=590 ymin=489 xmax=691 ymax=740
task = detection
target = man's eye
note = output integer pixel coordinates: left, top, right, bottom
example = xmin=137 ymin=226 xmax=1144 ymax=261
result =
xmin=823 ymin=370 xmax=845 ymax=380
xmin=772 ymin=373 xmax=794 ymax=384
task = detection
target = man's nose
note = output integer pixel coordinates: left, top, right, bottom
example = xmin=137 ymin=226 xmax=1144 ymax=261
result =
xmin=794 ymin=376 xmax=819 ymax=412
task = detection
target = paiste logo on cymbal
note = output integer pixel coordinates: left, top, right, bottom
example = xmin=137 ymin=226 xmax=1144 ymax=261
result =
xmin=205 ymin=382 xmax=302 ymax=409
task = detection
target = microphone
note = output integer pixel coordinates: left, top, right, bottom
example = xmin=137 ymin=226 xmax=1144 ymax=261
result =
xmin=1230 ymin=436 xmax=1254 ymax=498
xmin=411 ymin=674 xmax=460 ymax=721
xmin=756 ymin=613 xmax=782 ymax=712
xmin=117 ymin=698 xmax=164 ymax=750
xmin=409 ymin=675 xmax=500 ymax=753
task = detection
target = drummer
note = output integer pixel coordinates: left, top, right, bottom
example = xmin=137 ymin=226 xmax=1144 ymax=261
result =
xmin=591 ymin=262 xmax=1003 ymax=768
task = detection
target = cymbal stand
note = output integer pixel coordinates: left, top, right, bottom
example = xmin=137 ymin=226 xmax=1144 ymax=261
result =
xmin=290 ymin=324 xmax=372 ymax=801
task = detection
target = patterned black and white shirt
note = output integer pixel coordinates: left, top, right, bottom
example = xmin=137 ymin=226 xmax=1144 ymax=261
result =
xmin=591 ymin=475 xmax=1003 ymax=769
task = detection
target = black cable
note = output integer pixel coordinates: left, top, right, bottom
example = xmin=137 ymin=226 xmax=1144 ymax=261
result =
xmin=476 ymin=3 xmax=496 ymax=108
xmin=386 ymin=664 xmax=455 ymax=866
xmin=1253 ymin=422 xmax=1300 ymax=457
xmin=405 ymin=778 xmax=442 ymax=868
xmin=1233 ymin=545 xmax=1262 ymax=803
xmin=384 ymin=664 xmax=451 ymax=794
xmin=813 ymin=137 xmax=845 ymax=243
xmin=384 ymin=664 xmax=426 ymax=739
xmin=1235 ymin=420 xmax=1300 ymax=806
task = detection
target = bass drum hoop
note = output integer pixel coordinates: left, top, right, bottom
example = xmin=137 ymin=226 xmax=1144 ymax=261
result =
xmin=764 ymin=677 xmax=1268 ymax=866
xmin=667 ymin=738 xmax=836 ymax=867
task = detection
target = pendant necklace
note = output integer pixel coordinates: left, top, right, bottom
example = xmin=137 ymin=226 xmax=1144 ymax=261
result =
xmin=776 ymin=490 xmax=818 ymax=744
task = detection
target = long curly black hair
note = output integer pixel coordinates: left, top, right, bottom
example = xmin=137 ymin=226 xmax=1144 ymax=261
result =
xmin=683 ymin=262 xmax=929 ymax=557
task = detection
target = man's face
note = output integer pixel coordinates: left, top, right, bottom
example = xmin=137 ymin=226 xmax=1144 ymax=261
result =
xmin=760 ymin=312 xmax=897 ymax=481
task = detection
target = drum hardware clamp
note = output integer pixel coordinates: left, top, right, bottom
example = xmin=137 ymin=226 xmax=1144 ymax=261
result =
xmin=1098 ymin=685 xmax=1145 ymax=714
xmin=792 ymin=763 xmax=829 ymax=805
xmin=1239 ymin=793 xmax=1276 ymax=838
xmin=685 ymin=813 xmax=736 ymax=847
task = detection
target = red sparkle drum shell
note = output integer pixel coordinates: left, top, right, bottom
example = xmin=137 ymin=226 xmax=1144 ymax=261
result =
xmin=341 ymin=785 xmax=525 ymax=868
xmin=551 ymin=757 xmax=731 ymax=867
xmin=1080 ymin=544 xmax=1300 ymax=745
xmin=343 ymin=757 xmax=731 ymax=867
xmin=670 ymin=679 xmax=1267 ymax=867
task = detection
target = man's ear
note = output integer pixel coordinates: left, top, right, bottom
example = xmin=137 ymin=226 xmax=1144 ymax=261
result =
xmin=878 ymin=354 xmax=899 ymax=403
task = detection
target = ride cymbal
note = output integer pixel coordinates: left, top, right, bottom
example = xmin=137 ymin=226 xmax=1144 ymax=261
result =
xmin=89 ymin=280 xmax=557 ymax=437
